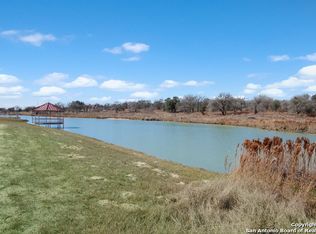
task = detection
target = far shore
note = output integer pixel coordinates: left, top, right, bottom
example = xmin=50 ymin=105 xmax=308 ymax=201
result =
xmin=21 ymin=110 xmax=316 ymax=134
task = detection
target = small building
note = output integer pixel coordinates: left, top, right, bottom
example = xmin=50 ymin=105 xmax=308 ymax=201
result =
xmin=32 ymin=103 xmax=64 ymax=129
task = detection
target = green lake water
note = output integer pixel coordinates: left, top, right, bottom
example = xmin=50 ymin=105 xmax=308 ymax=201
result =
xmin=22 ymin=116 xmax=316 ymax=172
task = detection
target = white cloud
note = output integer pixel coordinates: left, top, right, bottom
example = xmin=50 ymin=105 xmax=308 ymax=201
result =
xmin=269 ymin=54 xmax=290 ymax=62
xmin=33 ymin=86 xmax=65 ymax=97
xmin=246 ymin=83 xmax=261 ymax=90
xmin=265 ymin=65 xmax=316 ymax=91
xmin=0 ymin=74 xmax=19 ymax=84
xmin=90 ymin=96 xmax=112 ymax=103
xmin=160 ymin=80 xmax=213 ymax=88
xmin=160 ymin=80 xmax=179 ymax=88
xmin=103 ymin=47 xmax=122 ymax=54
xmin=297 ymin=52 xmax=316 ymax=62
xmin=100 ymin=79 xmax=145 ymax=91
xmin=131 ymin=91 xmax=158 ymax=99
xmin=37 ymin=72 xmax=68 ymax=85
xmin=1 ymin=30 xmax=56 ymax=46
xmin=0 ymin=95 xmax=21 ymax=99
xmin=19 ymin=33 xmax=56 ymax=46
xmin=104 ymin=42 xmax=150 ymax=55
xmin=183 ymin=80 xmax=214 ymax=87
xmin=64 ymin=75 xmax=98 ymax=88
xmin=259 ymin=88 xmax=284 ymax=97
xmin=122 ymin=42 xmax=149 ymax=53
xmin=243 ymin=83 xmax=261 ymax=94
xmin=122 ymin=56 xmax=141 ymax=62
xmin=298 ymin=65 xmax=316 ymax=77
xmin=0 ymin=86 xmax=24 ymax=95
xmin=0 ymin=30 xmax=19 ymax=36
xmin=266 ymin=76 xmax=313 ymax=89
xmin=243 ymin=65 xmax=316 ymax=97
xmin=305 ymin=86 xmax=316 ymax=92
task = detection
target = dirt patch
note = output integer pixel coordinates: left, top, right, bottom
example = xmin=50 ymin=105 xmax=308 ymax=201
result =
xmin=170 ymin=173 xmax=180 ymax=179
xmin=126 ymin=174 xmax=137 ymax=181
xmin=90 ymin=176 xmax=106 ymax=181
xmin=152 ymin=168 xmax=165 ymax=175
xmin=67 ymin=153 xmax=86 ymax=159
xmin=133 ymin=161 xmax=151 ymax=168
xmin=98 ymin=199 xmax=112 ymax=206
xmin=58 ymin=143 xmax=83 ymax=151
xmin=121 ymin=191 xmax=135 ymax=199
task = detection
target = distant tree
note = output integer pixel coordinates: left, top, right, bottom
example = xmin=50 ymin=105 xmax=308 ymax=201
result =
xmin=7 ymin=107 xmax=16 ymax=112
xmin=111 ymin=102 xmax=127 ymax=113
xmin=231 ymin=97 xmax=246 ymax=113
xmin=164 ymin=96 xmax=180 ymax=113
xmin=68 ymin=101 xmax=86 ymax=112
xmin=251 ymin=95 xmax=272 ymax=114
xmin=153 ymin=99 xmax=164 ymax=110
xmin=211 ymin=93 xmax=233 ymax=115
xmin=23 ymin=106 xmax=36 ymax=112
xmin=198 ymin=97 xmax=210 ymax=115
xmin=280 ymin=100 xmax=289 ymax=112
xmin=289 ymin=95 xmax=310 ymax=114
xmin=180 ymin=95 xmax=198 ymax=113
xmin=91 ymin=104 xmax=104 ymax=112
xmin=271 ymin=100 xmax=281 ymax=111
xmin=55 ymin=102 xmax=65 ymax=110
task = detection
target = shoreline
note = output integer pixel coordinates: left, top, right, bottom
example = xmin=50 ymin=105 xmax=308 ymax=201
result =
xmin=21 ymin=110 xmax=316 ymax=134
xmin=1 ymin=119 xmax=314 ymax=233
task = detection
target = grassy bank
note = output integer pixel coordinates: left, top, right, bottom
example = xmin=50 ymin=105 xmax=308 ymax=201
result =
xmin=0 ymin=119 xmax=213 ymax=233
xmin=0 ymin=119 xmax=314 ymax=233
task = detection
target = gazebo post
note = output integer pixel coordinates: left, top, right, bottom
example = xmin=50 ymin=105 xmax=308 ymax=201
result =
xmin=32 ymin=103 xmax=64 ymax=129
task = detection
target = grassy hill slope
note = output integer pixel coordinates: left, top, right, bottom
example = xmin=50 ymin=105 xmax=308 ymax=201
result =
xmin=0 ymin=119 xmax=213 ymax=233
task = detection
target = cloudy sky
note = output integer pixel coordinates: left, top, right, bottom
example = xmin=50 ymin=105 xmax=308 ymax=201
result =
xmin=0 ymin=0 xmax=316 ymax=107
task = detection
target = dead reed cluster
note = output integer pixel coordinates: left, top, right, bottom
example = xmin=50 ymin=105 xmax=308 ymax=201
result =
xmin=237 ymin=136 xmax=316 ymax=192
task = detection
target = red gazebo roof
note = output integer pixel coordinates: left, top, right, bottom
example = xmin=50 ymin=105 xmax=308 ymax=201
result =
xmin=33 ymin=102 xmax=63 ymax=112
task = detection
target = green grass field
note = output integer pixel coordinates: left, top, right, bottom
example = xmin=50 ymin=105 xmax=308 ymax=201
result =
xmin=1 ymin=119 xmax=314 ymax=234
xmin=0 ymin=119 xmax=213 ymax=233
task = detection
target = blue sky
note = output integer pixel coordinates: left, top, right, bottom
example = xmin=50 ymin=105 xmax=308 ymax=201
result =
xmin=0 ymin=0 xmax=316 ymax=107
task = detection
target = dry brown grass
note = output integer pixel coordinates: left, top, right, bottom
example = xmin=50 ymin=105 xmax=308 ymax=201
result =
xmin=237 ymin=137 xmax=316 ymax=193
xmin=165 ymin=137 xmax=316 ymax=233
xmin=167 ymin=176 xmax=312 ymax=233
xmin=233 ymin=136 xmax=316 ymax=221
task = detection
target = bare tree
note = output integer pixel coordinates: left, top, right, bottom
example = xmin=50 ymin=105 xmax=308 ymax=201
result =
xmin=179 ymin=95 xmax=198 ymax=113
xmin=231 ymin=97 xmax=246 ymax=113
xmin=211 ymin=93 xmax=233 ymax=115
xmin=251 ymin=95 xmax=273 ymax=114
xmin=289 ymin=95 xmax=310 ymax=114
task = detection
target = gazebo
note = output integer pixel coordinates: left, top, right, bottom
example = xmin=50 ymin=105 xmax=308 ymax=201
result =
xmin=32 ymin=103 xmax=64 ymax=129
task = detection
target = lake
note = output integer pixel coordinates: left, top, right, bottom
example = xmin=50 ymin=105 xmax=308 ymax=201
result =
xmin=21 ymin=116 xmax=316 ymax=172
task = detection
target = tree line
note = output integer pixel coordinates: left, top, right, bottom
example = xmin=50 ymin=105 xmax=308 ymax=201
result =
xmin=3 ymin=93 xmax=316 ymax=116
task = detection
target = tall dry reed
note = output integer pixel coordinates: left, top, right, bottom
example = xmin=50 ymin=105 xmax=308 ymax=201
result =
xmin=236 ymin=136 xmax=316 ymax=193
